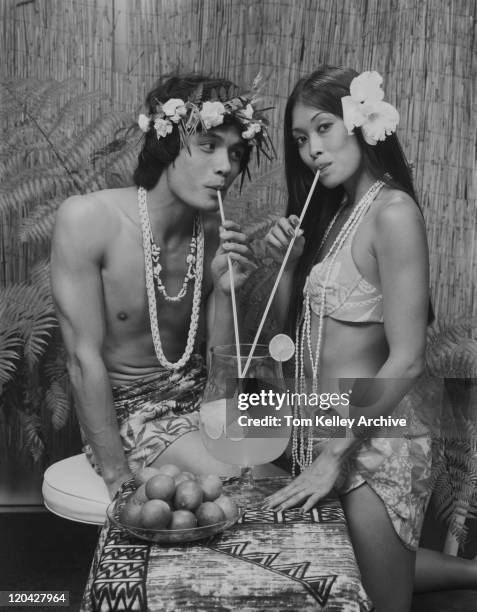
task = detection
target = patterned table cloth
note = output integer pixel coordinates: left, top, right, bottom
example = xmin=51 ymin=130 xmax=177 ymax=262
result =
xmin=81 ymin=478 xmax=372 ymax=611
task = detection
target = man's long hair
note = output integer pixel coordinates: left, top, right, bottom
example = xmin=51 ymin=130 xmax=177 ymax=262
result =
xmin=133 ymin=74 xmax=251 ymax=190
xmin=284 ymin=65 xmax=433 ymax=331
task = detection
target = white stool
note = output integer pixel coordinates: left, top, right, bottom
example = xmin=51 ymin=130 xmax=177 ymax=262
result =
xmin=42 ymin=454 xmax=110 ymax=525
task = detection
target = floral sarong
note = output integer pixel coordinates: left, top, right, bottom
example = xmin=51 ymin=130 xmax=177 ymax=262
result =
xmin=84 ymin=354 xmax=207 ymax=474
xmin=311 ymin=384 xmax=438 ymax=551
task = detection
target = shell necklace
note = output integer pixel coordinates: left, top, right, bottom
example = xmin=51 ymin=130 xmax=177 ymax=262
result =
xmin=137 ymin=186 xmax=204 ymax=370
xmin=292 ymin=180 xmax=384 ymax=474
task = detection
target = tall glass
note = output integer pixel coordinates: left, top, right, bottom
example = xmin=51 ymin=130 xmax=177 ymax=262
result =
xmin=199 ymin=344 xmax=291 ymax=505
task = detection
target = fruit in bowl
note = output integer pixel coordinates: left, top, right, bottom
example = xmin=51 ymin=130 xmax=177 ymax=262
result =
xmin=110 ymin=464 xmax=241 ymax=542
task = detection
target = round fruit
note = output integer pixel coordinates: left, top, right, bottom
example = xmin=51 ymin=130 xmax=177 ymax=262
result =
xmin=173 ymin=481 xmax=203 ymax=511
xmin=140 ymin=499 xmax=172 ymax=529
xmin=197 ymin=474 xmax=223 ymax=501
xmin=156 ymin=464 xmax=182 ymax=479
xmin=131 ymin=483 xmax=149 ymax=504
xmin=174 ymin=471 xmax=196 ymax=486
xmin=120 ymin=500 xmax=144 ymax=528
xmin=195 ymin=502 xmax=226 ymax=526
xmin=214 ymin=494 xmax=239 ymax=521
xmin=169 ymin=510 xmax=198 ymax=530
xmin=145 ymin=474 xmax=176 ymax=501
xmin=134 ymin=466 xmax=160 ymax=486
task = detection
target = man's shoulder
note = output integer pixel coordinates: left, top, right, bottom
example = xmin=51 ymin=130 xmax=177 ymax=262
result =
xmin=56 ymin=187 xmax=134 ymax=230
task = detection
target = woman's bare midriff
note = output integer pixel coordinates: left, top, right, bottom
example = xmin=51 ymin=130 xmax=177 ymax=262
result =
xmin=306 ymin=313 xmax=388 ymax=383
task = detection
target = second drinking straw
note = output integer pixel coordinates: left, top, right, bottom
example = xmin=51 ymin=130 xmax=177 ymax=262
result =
xmin=241 ymin=169 xmax=321 ymax=379
xmin=217 ymin=190 xmax=242 ymax=379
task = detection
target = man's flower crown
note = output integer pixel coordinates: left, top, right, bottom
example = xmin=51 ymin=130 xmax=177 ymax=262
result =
xmin=138 ymin=77 xmax=275 ymax=162
xmin=341 ymin=71 xmax=399 ymax=145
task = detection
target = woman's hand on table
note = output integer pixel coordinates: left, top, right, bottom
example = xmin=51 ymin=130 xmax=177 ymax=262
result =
xmin=262 ymin=452 xmax=342 ymax=512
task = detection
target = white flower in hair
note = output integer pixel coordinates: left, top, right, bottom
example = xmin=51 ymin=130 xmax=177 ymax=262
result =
xmin=360 ymin=101 xmax=400 ymax=144
xmin=138 ymin=113 xmax=151 ymax=133
xmin=350 ymin=71 xmax=384 ymax=106
xmin=242 ymin=122 xmax=262 ymax=140
xmin=342 ymin=70 xmax=399 ymax=145
xmin=162 ymin=98 xmax=187 ymax=123
xmin=242 ymin=104 xmax=254 ymax=120
xmin=154 ymin=117 xmax=173 ymax=138
xmin=199 ymin=101 xmax=226 ymax=129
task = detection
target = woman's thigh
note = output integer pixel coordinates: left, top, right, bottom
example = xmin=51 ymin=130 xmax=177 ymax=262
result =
xmin=341 ymin=482 xmax=415 ymax=612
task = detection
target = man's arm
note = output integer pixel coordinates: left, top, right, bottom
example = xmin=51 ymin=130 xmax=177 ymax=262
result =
xmin=50 ymin=196 xmax=132 ymax=498
xmin=205 ymin=219 xmax=257 ymax=354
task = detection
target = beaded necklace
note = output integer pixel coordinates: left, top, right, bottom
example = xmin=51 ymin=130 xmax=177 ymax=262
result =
xmin=137 ymin=186 xmax=204 ymax=370
xmin=292 ymin=180 xmax=384 ymax=475
xmin=150 ymin=222 xmax=199 ymax=303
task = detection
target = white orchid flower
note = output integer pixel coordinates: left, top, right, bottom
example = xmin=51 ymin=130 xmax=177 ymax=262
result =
xmin=349 ymin=71 xmax=384 ymax=103
xmin=361 ymin=102 xmax=400 ymax=145
xmin=341 ymin=71 xmax=399 ymax=145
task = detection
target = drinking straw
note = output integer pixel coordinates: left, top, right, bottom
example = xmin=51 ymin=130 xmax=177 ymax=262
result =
xmin=217 ymin=190 xmax=242 ymax=378
xmin=241 ymin=170 xmax=320 ymax=378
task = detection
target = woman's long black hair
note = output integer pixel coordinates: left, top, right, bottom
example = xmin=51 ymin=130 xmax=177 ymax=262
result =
xmin=284 ymin=65 xmax=433 ymax=331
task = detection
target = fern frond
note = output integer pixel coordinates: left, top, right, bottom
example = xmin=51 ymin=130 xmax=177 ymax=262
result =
xmin=0 ymin=331 xmax=22 ymax=385
xmin=0 ymin=283 xmax=57 ymax=369
xmin=63 ymin=112 xmax=133 ymax=171
xmin=0 ymin=79 xmax=52 ymax=120
xmin=18 ymin=197 xmax=62 ymax=244
xmin=0 ymin=168 xmax=77 ymax=213
xmin=243 ymin=213 xmax=281 ymax=241
xmin=29 ymin=78 xmax=84 ymax=120
xmin=0 ymin=140 xmax=74 ymax=181
xmin=45 ymin=381 xmax=70 ymax=430
xmin=29 ymin=259 xmax=52 ymax=293
xmin=227 ymin=163 xmax=285 ymax=207
xmin=0 ymin=100 xmax=26 ymax=124
xmin=18 ymin=80 xmax=57 ymax=114
xmin=50 ymin=90 xmax=109 ymax=135
xmin=426 ymin=319 xmax=477 ymax=377
xmin=0 ymin=125 xmax=46 ymax=154
xmin=90 ymin=143 xmax=138 ymax=188
xmin=18 ymin=410 xmax=45 ymax=462
xmin=23 ymin=312 xmax=58 ymax=369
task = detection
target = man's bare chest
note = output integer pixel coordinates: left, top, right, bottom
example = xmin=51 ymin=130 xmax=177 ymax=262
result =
xmin=99 ymin=229 xmax=212 ymax=332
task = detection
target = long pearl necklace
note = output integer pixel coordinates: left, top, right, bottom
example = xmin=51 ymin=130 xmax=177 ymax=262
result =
xmin=292 ymin=180 xmax=384 ymax=475
xmin=137 ymin=186 xmax=204 ymax=370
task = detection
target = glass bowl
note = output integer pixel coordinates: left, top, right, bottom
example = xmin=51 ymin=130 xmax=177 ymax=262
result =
xmin=107 ymin=480 xmax=244 ymax=544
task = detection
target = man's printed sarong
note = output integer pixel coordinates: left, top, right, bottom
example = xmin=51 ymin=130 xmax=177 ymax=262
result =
xmin=84 ymin=354 xmax=206 ymax=474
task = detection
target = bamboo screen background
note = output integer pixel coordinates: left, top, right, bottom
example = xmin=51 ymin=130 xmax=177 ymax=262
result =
xmin=1 ymin=0 xmax=475 ymax=323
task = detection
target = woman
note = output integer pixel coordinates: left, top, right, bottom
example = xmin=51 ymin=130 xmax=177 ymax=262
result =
xmin=264 ymin=66 xmax=476 ymax=611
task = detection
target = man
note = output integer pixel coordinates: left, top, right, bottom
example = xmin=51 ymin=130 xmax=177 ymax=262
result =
xmin=51 ymin=74 xmax=273 ymax=498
